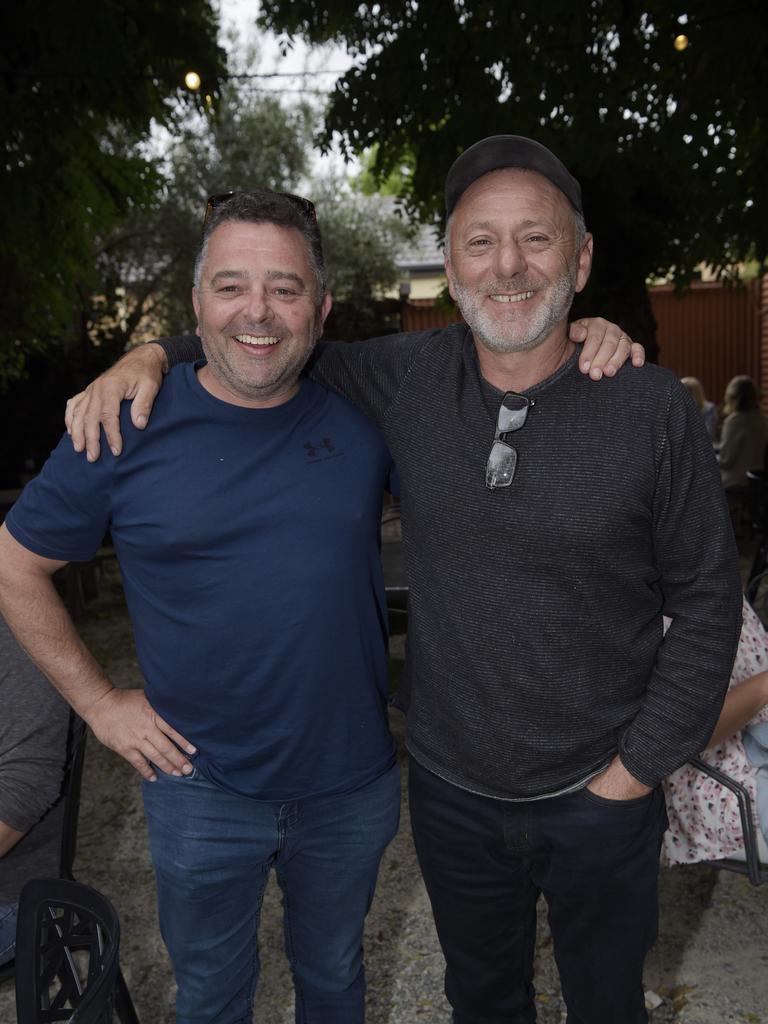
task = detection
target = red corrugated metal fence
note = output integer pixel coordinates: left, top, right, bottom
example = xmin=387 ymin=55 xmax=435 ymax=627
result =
xmin=652 ymin=280 xmax=763 ymax=409
xmin=401 ymin=279 xmax=766 ymax=410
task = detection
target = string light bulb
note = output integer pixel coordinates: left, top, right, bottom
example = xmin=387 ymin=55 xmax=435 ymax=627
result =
xmin=184 ymin=71 xmax=202 ymax=91
xmin=673 ymin=34 xmax=689 ymax=51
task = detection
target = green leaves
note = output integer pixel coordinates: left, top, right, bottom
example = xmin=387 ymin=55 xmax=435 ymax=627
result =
xmin=260 ymin=0 xmax=768 ymax=350
xmin=0 ymin=0 xmax=226 ymax=388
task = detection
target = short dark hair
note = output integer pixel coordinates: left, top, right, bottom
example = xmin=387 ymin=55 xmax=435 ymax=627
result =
xmin=194 ymin=189 xmax=326 ymax=297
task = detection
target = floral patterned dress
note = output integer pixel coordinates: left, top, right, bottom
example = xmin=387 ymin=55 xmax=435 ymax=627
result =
xmin=661 ymin=599 xmax=768 ymax=866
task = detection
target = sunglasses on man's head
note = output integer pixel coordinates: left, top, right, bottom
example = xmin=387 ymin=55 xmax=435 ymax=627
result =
xmin=485 ymin=392 xmax=534 ymax=490
xmin=203 ymin=190 xmax=317 ymax=227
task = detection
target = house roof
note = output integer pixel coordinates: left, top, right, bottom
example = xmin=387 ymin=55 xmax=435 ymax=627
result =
xmin=395 ymin=221 xmax=444 ymax=273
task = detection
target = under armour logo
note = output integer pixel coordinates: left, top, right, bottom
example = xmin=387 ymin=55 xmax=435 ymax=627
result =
xmin=304 ymin=437 xmax=336 ymax=458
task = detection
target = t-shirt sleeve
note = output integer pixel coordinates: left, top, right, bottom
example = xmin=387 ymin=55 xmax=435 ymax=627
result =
xmin=5 ymin=431 xmax=114 ymax=563
xmin=618 ymin=381 xmax=743 ymax=786
xmin=155 ymin=334 xmax=204 ymax=369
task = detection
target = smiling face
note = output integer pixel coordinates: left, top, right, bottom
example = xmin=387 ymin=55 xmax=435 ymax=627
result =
xmin=445 ymin=168 xmax=593 ymax=356
xmin=192 ymin=220 xmax=332 ymax=408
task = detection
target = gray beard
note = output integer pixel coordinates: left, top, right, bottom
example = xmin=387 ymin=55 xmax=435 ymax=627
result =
xmin=453 ymin=269 xmax=578 ymax=354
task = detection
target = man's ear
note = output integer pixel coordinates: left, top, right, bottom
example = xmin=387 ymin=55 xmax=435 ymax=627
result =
xmin=316 ymin=292 xmax=333 ymax=337
xmin=192 ymin=286 xmax=201 ymax=331
xmin=445 ymin=257 xmax=458 ymax=303
xmin=574 ymin=234 xmax=594 ymax=294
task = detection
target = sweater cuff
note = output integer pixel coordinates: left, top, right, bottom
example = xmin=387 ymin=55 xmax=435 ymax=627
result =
xmin=616 ymin=746 xmax=663 ymax=790
xmin=156 ymin=334 xmax=204 ymax=369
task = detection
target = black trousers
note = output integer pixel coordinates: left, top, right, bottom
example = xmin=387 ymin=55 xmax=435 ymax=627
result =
xmin=408 ymin=756 xmax=668 ymax=1024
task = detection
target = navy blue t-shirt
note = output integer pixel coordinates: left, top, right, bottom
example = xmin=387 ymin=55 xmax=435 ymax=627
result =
xmin=7 ymin=364 xmax=396 ymax=800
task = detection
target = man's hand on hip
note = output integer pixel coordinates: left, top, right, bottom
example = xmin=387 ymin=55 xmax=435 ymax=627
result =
xmin=586 ymin=755 xmax=652 ymax=800
xmin=83 ymin=687 xmax=197 ymax=782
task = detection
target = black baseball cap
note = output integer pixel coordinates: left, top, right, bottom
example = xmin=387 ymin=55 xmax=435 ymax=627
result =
xmin=444 ymin=135 xmax=583 ymax=217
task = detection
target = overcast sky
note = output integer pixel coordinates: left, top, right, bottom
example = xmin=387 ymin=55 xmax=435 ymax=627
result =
xmin=219 ymin=0 xmax=351 ymax=86
xmin=217 ymin=0 xmax=358 ymax=179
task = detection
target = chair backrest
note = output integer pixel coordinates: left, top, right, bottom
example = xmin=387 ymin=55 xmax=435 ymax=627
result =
xmin=689 ymin=756 xmax=768 ymax=887
xmin=0 ymin=714 xmax=140 ymax=1023
xmin=0 ymin=712 xmax=85 ymax=992
xmin=59 ymin=715 xmax=88 ymax=881
xmin=746 ymin=568 xmax=768 ymax=632
xmin=15 ymin=877 xmax=121 ymax=1024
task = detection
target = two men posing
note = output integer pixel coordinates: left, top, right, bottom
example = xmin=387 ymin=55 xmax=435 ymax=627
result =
xmin=0 ymin=137 xmax=741 ymax=1023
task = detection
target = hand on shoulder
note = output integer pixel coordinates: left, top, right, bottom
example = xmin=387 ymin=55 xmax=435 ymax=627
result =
xmin=65 ymin=343 xmax=168 ymax=462
xmin=569 ymin=318 xmax=645 ymax=380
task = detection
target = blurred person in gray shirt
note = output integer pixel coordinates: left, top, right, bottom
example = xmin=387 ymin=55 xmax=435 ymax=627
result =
xmin=0 ymin=614 xmax=70 ymax=964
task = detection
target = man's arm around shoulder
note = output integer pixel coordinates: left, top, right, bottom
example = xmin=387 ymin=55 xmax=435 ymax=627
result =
xmin=65 ymin=342 xmax=172 ymax=462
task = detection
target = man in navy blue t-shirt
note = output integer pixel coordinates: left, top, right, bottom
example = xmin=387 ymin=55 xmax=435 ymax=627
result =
xmin=0 ymin=191 xmax=400 ymax=1024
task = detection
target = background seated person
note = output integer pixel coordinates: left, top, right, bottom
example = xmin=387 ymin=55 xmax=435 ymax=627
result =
xmin=662 ymin=598 xmax=768 ymax=867
xmin=681 ymin=376 xmax=717 ymax=440
xmin=717 ymin=375 xmax=768 ymax=490
xmin=0 ymin=614 xmax=70 ymax=965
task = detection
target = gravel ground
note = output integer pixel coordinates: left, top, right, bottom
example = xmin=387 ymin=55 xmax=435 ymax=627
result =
xmin=1 ymin=561 xmax=767 ymax=1023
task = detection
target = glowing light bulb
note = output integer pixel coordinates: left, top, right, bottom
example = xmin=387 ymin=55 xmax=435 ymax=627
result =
xmin=184 ymin=71 xmax=202 ymax=91
xmin=673 ymin=34 xmax=689 ymax=52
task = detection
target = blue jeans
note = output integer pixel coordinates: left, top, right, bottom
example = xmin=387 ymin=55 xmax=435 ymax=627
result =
xmin=0 ymin=901 xmax=17 ymax=965
xmin=142 ymin=763 xmax=400 ymax=1024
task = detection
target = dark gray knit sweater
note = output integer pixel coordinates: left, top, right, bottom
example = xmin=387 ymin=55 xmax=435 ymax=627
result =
xmin=160 ymin=326 xmax=743 ymax=798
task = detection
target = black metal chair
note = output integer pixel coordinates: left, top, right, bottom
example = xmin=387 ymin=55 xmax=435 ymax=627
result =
xmin=58 ymin=716 xmax=88 ymax=885
xmin=746 ymin=567 xmax=768 ymax=631
xmin=0 ymin=716 xmax=139 ymax=1022
xmin=743 ymin=470 xmax=768 ymax=591
xmin=15 ymin=878 xmax=122 ymax=1023
xmin=688 ymin=757 xmax=768 ymax=887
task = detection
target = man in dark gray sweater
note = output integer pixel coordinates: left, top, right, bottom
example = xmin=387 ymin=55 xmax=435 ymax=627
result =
xmin=63 ymin=138 xmax=741 ymax=1023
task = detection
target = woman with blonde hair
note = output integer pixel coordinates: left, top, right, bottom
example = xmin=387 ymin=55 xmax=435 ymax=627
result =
xmin=681 ymin=376 xmax=717 ymax=439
